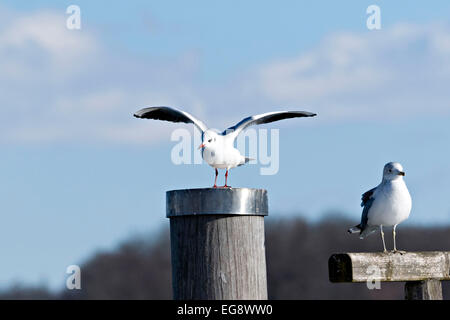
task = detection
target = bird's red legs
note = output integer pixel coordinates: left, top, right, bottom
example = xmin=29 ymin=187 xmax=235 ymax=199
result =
xmin=222 ymin=170 xmax=231 ymax=188
xmin=213 ymin=168 xmax=218 ymax=188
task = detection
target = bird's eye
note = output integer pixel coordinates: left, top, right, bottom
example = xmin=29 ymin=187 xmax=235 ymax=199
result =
xmin=389 ymin=169 xmax=392 ymax=172
xmin=208 ymin=139 xmax=212 ymax=143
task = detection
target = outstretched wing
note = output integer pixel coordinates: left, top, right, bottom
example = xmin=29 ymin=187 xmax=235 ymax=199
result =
xmin=134 ymin=106 xmax=208 ymax=133
xmin=223 ymin=110 xmax=316 ymax=138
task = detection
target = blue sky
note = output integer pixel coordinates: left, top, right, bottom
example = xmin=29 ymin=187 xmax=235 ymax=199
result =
xmin=1 ymin=1 xmax=450 ymax=290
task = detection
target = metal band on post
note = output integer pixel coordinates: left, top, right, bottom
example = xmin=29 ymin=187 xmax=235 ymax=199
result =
xmin=167 ymin=188 xmax=268 ymax=300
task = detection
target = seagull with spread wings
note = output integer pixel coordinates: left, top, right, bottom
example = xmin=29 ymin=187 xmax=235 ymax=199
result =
xmin=134 ymin=106 xmax=316 ymax=188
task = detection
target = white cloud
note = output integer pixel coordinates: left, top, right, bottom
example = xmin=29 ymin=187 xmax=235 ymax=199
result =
xmin=1 ymin=6 xmax=450 ymax=145
xmin=252 ymin=23 xmax=450 ymax=121
xmin=0 ymin=8 xmax=207 ymax=145
xmin=0 ymin=11 xmax=95 ymax=59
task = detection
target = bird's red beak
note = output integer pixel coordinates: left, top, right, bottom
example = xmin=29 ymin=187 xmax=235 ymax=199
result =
xmin=198 ymin=143 xmax=205 ymax=150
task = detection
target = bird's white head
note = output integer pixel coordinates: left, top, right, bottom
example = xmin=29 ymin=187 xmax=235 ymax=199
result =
xmin=383 ymin=162 xmax=406 ymax=181
xmin=198 ymin=129 xmax=219 ymax=150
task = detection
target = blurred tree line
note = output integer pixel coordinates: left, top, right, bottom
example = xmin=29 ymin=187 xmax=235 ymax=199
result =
xmin=1 ymin=216 xmax=449 ymax=299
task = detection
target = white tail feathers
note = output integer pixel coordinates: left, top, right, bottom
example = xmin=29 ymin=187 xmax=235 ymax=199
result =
xmin=359 ymin=226 xmax=379 ymax=239
xmin=238 ymin=157 xmax=254 ymax=167
xmin=348 ymin=226 xmax=361 ymax=234
xmin=348 ymin=225 xmax=379 ymax=239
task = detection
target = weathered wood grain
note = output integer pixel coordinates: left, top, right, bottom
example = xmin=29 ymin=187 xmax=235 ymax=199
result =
xmin=170 ymin=215 xmax=268 ymax=300
xmin=329 ymin=252 xmax=450 ymax=283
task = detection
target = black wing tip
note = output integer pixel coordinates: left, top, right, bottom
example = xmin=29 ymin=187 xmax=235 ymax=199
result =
xmin=133 ymin=106 xmax=162 ymax=119
xmin=133 ymin=107 xmax=150 ymax=119
xmin=299 ymin=111 xmax=317 ymax=117
xmin=286 ymin=111 xmax=317 ymax=117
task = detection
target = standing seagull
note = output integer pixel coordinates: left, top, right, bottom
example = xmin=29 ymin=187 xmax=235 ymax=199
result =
xmin=348 ymin=162 xmax=412 ymax=253
xmin=134 ymin=106 xmax=316 ymax=187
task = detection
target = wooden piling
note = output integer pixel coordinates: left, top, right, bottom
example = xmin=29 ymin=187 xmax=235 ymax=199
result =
xmin=167 ymin=188 xmax=268 ymax=300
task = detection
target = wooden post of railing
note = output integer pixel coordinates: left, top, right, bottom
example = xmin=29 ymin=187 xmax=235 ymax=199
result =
xmin=329 ymin=252 xmax=450 ymax=300
xmin=167 ymin=188 xmax=269 ymax=300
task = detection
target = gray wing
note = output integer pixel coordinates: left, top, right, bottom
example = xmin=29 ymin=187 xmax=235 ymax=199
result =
xmin=134 ymin=106 xmax=208 ymax=133
xmin=223 ymin=110 xmax=316 ymax=138
xmin=360 ymin=188 xmax=376 ymax=231
xmin=361 ymin=187 xmax=376 ymax=207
